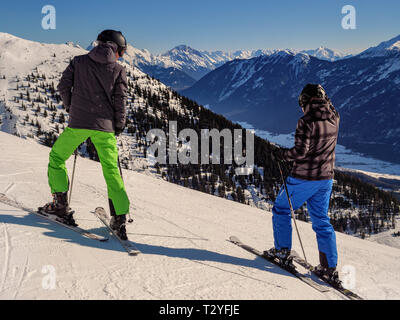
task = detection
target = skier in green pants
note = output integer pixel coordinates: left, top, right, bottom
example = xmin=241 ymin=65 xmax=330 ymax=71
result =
xmin=40 ymin=30 xmax=130 ymax=240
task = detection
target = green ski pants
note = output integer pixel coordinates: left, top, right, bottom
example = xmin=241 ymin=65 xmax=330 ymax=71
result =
xmin=48 ymin=127 xmax=130 ymax=215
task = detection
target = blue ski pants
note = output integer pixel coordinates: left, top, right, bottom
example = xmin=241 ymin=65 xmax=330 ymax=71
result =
xmin=272 ymin=176 xmax=338 ymax=268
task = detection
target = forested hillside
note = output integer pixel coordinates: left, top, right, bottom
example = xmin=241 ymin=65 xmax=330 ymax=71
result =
xmin=2 ymin=64 xmax=398 ymax=241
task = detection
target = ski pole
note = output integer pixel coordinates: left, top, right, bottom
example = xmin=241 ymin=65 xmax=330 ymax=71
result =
xmin=117 ymin=152 xmax=134 ymax=224
xmin=277 ymin=160 xmax=308 ymax=264
xmin=68 ymin=149 xmax=78 ymax=211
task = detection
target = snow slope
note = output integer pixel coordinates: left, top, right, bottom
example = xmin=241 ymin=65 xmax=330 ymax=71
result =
xmin=360 ymin=34 xmax=400 ymax=58
xmin=0 ymin=132 xmax=399 ymax=300
xmin=0 ymin=32 xmax=86 ymax=79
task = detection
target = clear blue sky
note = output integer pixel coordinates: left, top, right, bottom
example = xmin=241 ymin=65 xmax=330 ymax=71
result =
xmin=0 ymin=0 xmax=399 ymax=54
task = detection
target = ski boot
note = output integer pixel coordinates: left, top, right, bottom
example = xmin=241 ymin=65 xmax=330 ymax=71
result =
xmin=264 ymin=247 xmax=295 ymax=271
xmin=313 ymin=265 xmax=343 ymax=288
xmin=110 ymin=214 xmax=128 ymax=241
xmin=39 ymin=192 xmax=77 ymax=226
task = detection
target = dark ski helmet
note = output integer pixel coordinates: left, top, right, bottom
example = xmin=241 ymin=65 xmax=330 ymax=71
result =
xmin=97 ymin=30 xmax=127 ymax=57
xmin=298 ymin=84 xmax=326 ymax=109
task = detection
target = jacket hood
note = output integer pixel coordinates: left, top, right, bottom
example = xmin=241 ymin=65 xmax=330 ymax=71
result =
xmin=306 ymin=98 xmax=335 ymax=120
xmin=88 ymin=42 xmax=118 ymax=64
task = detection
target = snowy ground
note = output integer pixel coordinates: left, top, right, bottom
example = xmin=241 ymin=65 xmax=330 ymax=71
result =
xmin=0 ymin=132 xmax=400 ymax=300
xmin=366 ymin=222 xmax=400 ymax=250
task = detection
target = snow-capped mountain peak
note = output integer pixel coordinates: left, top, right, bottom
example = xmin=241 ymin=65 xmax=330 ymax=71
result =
xmin=302 ymin=47 xmax=350 ymax=61
xmin=86 ymin=40 xmax=99 ymax=51
xmin=164 ymin=45 xmax=204 ymax=57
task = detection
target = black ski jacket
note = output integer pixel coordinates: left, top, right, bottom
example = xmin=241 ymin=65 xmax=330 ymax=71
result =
xmin=57 ymin=42 xmax=127 ymax=133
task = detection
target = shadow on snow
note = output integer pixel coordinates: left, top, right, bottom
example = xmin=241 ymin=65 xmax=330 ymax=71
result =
xmin=1 ymin=207 xmax=290 ymax=279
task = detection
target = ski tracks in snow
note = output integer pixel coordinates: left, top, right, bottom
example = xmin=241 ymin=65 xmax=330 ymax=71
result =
xmin=0 ymin=222 xmax=28 ymax=299
xmin=0 ymin=218 xmax=36 ymax=299
xmin=11 ymin=255 xmax=28 ymax=299
xmin=0 ymin=223 xmax=11 ymax=293
xmin=2 ymin=182 xmax=16 ymax=195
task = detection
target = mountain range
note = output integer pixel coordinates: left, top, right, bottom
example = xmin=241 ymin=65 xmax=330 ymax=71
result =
xmin=2 ymin=31 xmax=398 ymax=164
xmin=182 ymin=35 xmax=400 ymax=164
xmin=87 ymin=40 xmax=351 ymax=90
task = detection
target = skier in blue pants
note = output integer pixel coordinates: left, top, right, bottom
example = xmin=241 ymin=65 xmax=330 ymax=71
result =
xmin=268 ymin=84 xmax=340 ymax=280
xmin=272 ymin=178 xmax=337 ymax=267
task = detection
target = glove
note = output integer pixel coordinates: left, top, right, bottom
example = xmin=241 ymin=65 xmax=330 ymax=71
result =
xmin=115 ymin=119 xmax=128 ymax=136
xmin=115 ymin=127 xmax=124 ymax=136
xmin=271 ymin=148 xmax=287 ymax=162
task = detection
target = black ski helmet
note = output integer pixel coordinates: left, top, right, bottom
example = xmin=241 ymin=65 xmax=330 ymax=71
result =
xmin=97 ymin=30 xmax=127 ymax=56
xmin=298 ymin=84 xmax=326 ymax=109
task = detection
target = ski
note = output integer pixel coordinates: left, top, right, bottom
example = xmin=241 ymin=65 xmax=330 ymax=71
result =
xmin=290 ymin=250 xmax=364 ymax=300
xmin=0 ymin=193 xmax=109 ymax=242
xmin=228 ymin=236 xmax=329 ymax=293
xmin=92 ymin=207 xmax=141 ymax=256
